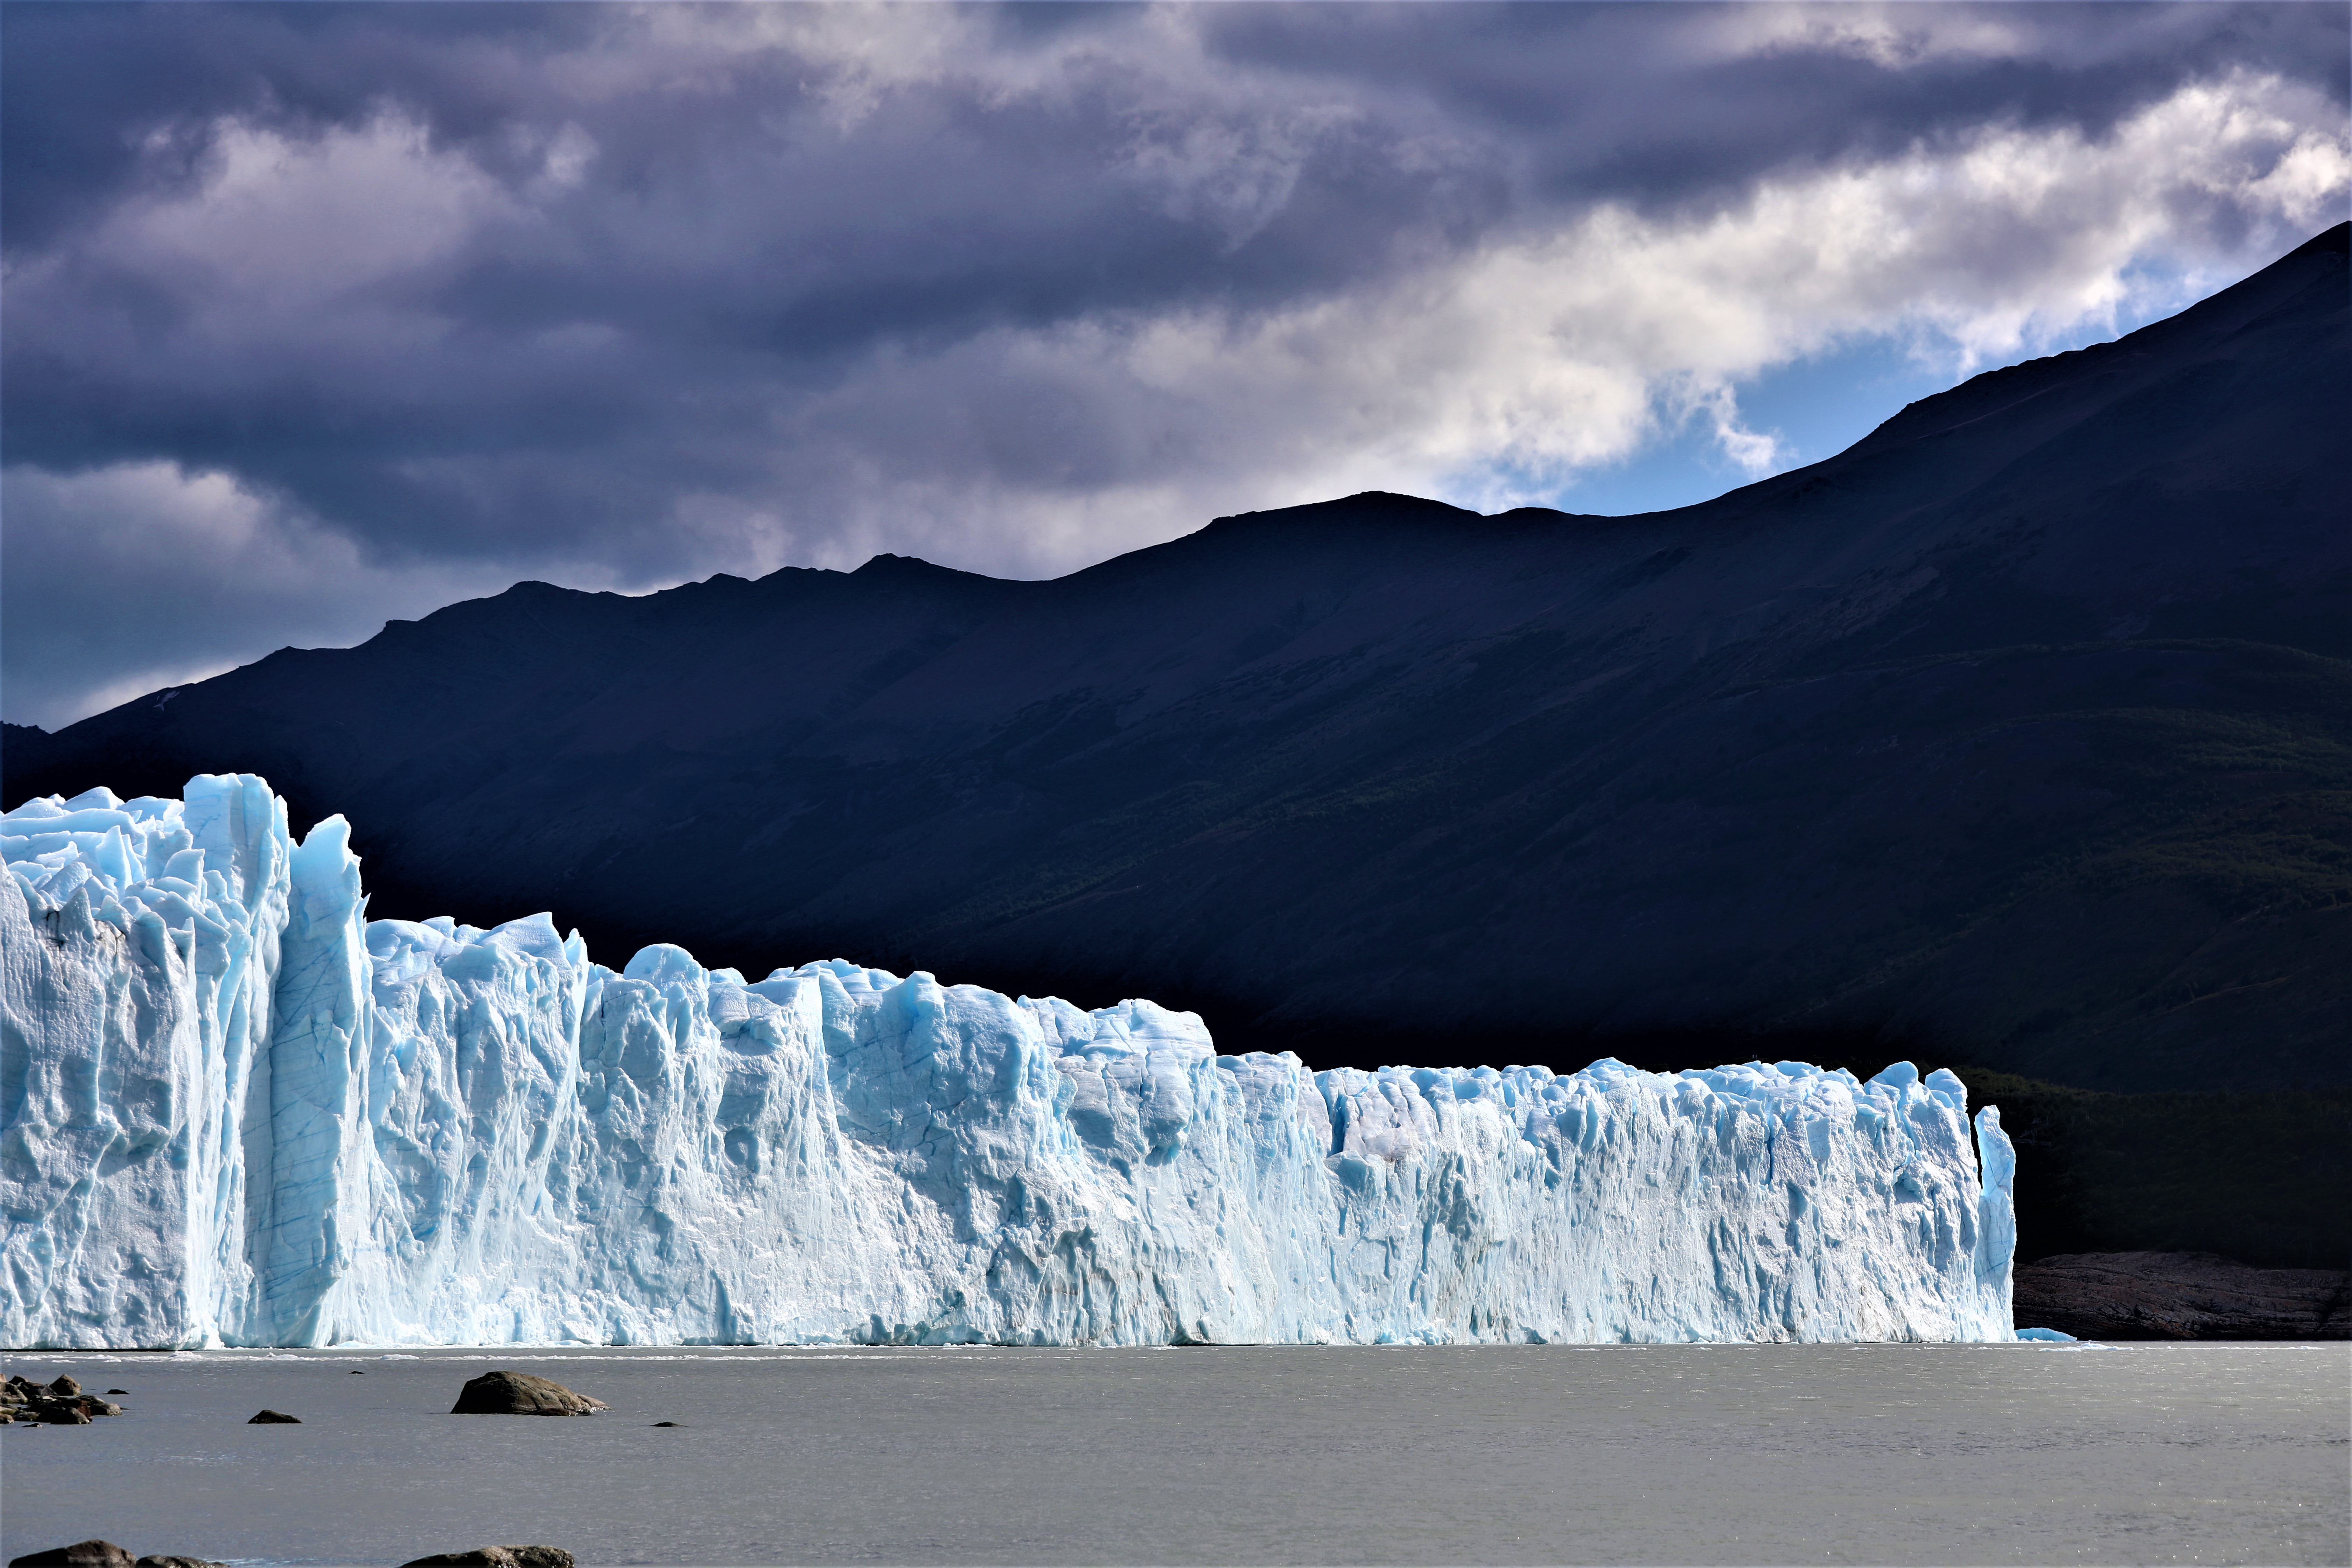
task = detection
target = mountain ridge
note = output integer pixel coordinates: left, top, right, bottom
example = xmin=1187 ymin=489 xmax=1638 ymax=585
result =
xmin=7 ymin=223 xmax=2346 ymax=1090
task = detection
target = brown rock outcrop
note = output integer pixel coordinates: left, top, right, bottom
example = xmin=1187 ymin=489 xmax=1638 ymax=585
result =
xmin=449 ymin=1370 xmax=608 ymax=1416
xmin=398 ymin=1548 xmax=575 ymax=1567
xmin=2 ymin=1374 xmax=123 ymax=1424
xmin=2015 ymin=1251 xmax=2350 ymax=1340
xmin=7 ymin=1543 xmax=136 ymax=1568
xmin=2 ymin=1549 xmax=226 ymax=1568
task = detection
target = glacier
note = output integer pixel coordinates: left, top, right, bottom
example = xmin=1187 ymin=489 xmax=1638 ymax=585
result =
xmin=0 ymin=776 xmax=2016 ymax=1349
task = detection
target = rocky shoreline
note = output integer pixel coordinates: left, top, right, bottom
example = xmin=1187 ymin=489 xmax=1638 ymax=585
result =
xmin=2014 ymin=1251 xmax=2351 ymax=1340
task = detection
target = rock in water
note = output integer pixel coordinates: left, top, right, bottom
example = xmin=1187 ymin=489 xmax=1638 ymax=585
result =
xmin=2 ymin=1379 xmax=121 ymax=1422
xmin=2014 ymin=1252 xmax=2351 ymax=1340
xmin=10 ymin=1392 xmax=122 ymax=1422
xmin=134 ymin=1558 xmax=231 ymax=1568
xmin=246 ymin=1409 xmax=301 ymax=1424
xmin=6 ymin=1545 xmax=135 ymax=1568
xmin=450 ymin=1371 xmax=609 ymax=1416
xmin=398 ymin=1549 xmax=574 ymax=1568
xmin=0 ymin=776 xmax=2019 ymax=1348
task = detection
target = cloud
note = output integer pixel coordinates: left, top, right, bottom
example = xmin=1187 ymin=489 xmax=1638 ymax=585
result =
xmin=752 ymin=63 xmax=2350 ymax=523
xmin=3 ymin=2 xmax=2346 ymax=727
xmin=0 ymin=462 xmax=526 ymax=729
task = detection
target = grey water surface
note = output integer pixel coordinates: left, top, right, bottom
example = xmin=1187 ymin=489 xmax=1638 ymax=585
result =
xmin=1 ymin=1343 xmax=2344 ymax=1567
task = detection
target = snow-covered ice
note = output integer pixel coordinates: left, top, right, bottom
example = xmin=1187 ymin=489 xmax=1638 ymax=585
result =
xmin=1 ymin=777 xmax=2016 ymax=1348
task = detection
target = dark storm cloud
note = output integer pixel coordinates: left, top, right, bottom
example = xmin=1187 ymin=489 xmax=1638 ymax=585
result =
xmin=1202 ymin=4 xmax=2342 ymax=200
xmin=3 ymin=5 xmax=582 ymax=247
xmin=3 ymin=2 xmax=2345 ymax=728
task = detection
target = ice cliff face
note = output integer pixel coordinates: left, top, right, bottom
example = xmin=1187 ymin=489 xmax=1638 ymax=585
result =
xmin=1 ymin=777 xmax=2016 ymax=1348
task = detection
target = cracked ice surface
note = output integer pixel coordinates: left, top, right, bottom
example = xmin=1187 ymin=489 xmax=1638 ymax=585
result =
xmin=1 ymin=777 xmax=2015 ymax=1348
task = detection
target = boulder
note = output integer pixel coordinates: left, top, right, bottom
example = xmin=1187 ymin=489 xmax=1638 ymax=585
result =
xmin=135 ymin=1558 xmax=231 ymax=1568
xmin=7 ymin=1543 xmax=135 ymax=1568
xmin=2 ymin=1377 xmax=121 ymax=1423
xmin=2015 ymin=1252 xmax=2352 ymax=1340
xmin=12 ymin=1394 xmax=121 ymax=1422
xmin=398 ymin=1549 xmax=574 ymax=1568
xmin=246 ymin=1409 xmax=302 ymax=1424
xmin=2 ymin=1374 xmax=67 ymax=1409
xmin=449 ymin=1371 xmax=608 ymax=1417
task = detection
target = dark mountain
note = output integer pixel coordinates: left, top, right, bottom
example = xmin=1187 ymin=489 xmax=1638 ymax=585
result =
xmin=9 ymin=225 xmax=2347 ymax=1091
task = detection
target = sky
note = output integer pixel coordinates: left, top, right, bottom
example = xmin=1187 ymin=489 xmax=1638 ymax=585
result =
xmin=3 ymin=2 xmax=2346 ymax=730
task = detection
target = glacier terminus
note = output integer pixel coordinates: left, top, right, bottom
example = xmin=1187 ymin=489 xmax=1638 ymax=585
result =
xmin=1 ymin=776 xmax=2016 ymax=1349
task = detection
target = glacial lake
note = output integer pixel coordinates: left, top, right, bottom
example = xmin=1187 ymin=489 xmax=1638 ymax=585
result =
xmin=1 ymin=1343 xmax=2344 ymax=1567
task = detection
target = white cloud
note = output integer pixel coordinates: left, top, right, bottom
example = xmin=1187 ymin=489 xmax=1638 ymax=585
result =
xmin=110 ymin=113 xmax=512 ymax=310
xmin=751 ymin=68 xmax=2347 ymax=551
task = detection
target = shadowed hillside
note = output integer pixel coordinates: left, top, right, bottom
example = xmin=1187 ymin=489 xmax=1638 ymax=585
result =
xmin=1944 ymin=1068 xmax=2349 ymax=1270
xmin=8 ymin=225 xmax=2347 ymax=1095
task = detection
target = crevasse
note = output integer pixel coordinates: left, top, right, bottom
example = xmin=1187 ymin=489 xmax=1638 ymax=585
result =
xmin=0 ymin=776 xmax=2015 ymax=1349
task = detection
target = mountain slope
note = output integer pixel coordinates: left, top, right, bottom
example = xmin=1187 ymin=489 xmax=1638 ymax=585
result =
xmin=8 ymin=224 xmax=2347 ymax=1088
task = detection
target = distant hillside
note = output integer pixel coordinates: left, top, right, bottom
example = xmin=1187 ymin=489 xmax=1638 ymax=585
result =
xmin=9 ymin=224 xmax=2347 ymax=1092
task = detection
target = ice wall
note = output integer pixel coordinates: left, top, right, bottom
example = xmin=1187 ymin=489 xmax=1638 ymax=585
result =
xmin=2 ymin=777 xmax=2015 ymax=1348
